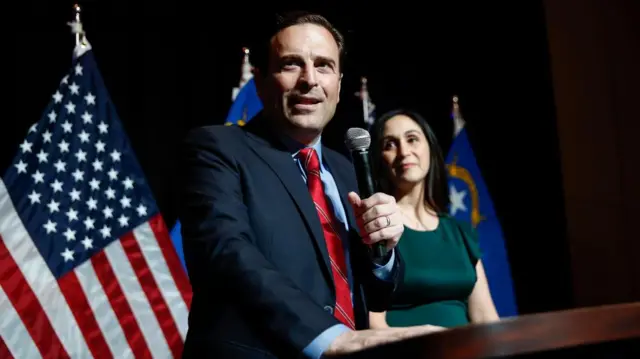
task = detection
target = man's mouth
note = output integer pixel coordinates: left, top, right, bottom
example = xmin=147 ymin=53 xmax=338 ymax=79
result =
xmin=292 ymin=96 xmax=322 ymax=105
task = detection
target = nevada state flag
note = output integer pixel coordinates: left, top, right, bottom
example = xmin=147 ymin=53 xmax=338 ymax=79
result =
xmin=445 ymin=98 xmax=518 ymax=317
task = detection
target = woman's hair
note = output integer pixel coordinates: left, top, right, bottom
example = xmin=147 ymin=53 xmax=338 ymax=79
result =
xmin=370 ymin=108 xmax=450 ymax=214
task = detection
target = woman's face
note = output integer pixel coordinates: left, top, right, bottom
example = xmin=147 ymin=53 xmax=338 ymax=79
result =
xmin=381 ymin=115 xmax=431 ymax=189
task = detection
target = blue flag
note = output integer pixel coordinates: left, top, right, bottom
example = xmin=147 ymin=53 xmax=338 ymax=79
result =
xmin=445 ymin=99 xmax=518 ymax=317
xmin=170 ymin=76 xmax=263 ymax=274
xmin=169 ymin=219 xmax=186 ymax=270
xmin=224 ymin=78 xmax=263 ymax=126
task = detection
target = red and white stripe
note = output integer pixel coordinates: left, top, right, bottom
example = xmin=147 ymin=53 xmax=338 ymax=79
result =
xmin=0 ymin=180 xmax=192 ymax=358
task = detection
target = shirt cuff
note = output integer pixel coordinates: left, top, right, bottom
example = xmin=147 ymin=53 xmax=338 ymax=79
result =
xmin=372 ymin=249 xmax=395 ymax=281
xmin=302 ymin=324 xmax=352 ymax=359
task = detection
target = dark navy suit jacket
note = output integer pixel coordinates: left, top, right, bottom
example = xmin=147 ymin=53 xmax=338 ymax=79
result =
xmin=177 ymin=113 xmax=403 ymax=358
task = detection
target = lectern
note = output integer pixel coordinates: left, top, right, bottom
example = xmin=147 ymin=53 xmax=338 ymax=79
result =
xmin=337 ymin=302 xmax=640 ymax=358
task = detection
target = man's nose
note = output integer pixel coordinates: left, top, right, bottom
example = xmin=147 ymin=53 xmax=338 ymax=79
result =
xmin=299 ymin=66 xmax=318 ymax=89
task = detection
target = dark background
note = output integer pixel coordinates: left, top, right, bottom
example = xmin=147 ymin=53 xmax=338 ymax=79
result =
xmin=9 ymin=0 xmax=638 ymax=316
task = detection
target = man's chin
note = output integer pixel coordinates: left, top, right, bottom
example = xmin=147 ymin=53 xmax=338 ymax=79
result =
xmin=279 ymin=114 xmax=327 ymax=144
xmin=287 ymin=113 xmax=328 ymax=130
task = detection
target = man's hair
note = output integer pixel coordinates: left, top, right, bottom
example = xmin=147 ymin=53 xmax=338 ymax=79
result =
xmin=249 ymin=11 xmax=346 ymax=74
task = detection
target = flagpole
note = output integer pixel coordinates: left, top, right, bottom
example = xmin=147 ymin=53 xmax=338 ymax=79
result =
xmin=452 ymin=95 xmax=466 ymax=138
xmin=68 ymin=3 xmax=91 ymax=59
xmin=232 ymin=48 xmax=253 ymax=101
xmin=73 ymin=4 xmax=86 ymax=46
xmin=361 ymin=77 xmax=370 ymax=125
xmin=355 ymin=77 xmax=375 ymax=127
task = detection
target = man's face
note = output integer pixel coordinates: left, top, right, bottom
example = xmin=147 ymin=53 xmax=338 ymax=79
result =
xmin=257 ymin=23 xmax=342 ymax=144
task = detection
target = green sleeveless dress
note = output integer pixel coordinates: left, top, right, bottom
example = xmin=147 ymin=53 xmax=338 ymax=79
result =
xmin=386 ymin=215 xmax=481 ymax=328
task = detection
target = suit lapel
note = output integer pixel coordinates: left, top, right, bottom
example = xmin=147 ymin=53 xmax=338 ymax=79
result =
xmin=243 ymin=116 xmax=332 ymax=281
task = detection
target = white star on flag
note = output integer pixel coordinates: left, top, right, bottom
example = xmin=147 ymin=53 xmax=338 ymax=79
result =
xmin=449 ymin=184 xmax=468 ymax=216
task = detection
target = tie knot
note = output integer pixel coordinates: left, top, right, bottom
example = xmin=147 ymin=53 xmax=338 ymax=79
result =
xmin=298 ymin=147 xmax=320 ymax=174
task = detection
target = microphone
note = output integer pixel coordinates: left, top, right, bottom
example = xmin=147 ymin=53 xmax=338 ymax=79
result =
xmin=344 ymin=127 xmax=388 ymax=262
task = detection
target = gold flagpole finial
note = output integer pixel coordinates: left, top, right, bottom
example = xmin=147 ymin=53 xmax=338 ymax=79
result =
xmin=74 ymin=4 xmax=81 ymax=26
xmin=452 ymin=95 xmax=460 ymax=111
xmin=451 ymin=95 xmax=465 ymax=137
xmin=73 ymin=4 xmax=87 ymax=46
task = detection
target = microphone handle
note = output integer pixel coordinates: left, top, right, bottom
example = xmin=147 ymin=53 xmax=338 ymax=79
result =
xmin=350 ymin=149 xmax=388 ymax=261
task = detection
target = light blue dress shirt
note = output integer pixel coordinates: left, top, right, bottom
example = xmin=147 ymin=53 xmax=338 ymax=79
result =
xmin=279 ymin=135 xmax=395 ymax=359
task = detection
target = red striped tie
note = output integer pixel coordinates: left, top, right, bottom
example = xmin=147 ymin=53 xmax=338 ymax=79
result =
xmin=298 ymin=147 xmax=356 ymax=330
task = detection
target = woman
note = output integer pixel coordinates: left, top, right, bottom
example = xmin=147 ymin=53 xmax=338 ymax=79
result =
xmin=368 ymin=108 xmax=500 ymax=329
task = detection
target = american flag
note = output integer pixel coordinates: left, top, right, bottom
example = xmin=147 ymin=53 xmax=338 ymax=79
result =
xmin=0 ymin=36 xmax=192 ymax=358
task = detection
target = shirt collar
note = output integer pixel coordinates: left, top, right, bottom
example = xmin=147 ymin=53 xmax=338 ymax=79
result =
xmin=279 ymin=134 xmax=323 ymax=163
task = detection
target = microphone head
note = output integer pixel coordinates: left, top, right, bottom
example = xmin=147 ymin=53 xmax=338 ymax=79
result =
xmin=345 ymin=127 xmax=371 ymax=151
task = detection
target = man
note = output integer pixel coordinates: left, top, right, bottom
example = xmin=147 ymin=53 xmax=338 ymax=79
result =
xmin=178 ymin=11 xmax=442 ymax=358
